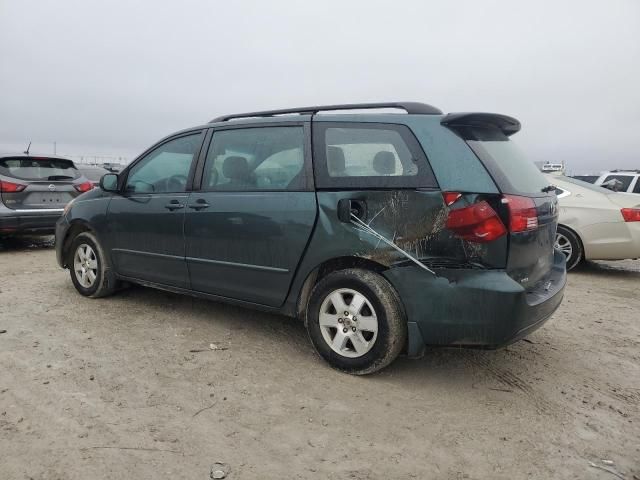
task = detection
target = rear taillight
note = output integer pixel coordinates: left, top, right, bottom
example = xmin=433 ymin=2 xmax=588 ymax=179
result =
xmin=621 ymin=208 xmax=640 ymax=222
xmin=74 ymin=181 xmax=94 ymax=193
xmin=503 ymin=195 xmax=538 ymax=232
xmin=0 ymin=180 xmax=27 ymax=192
xmin=445 ymin=199 xmax=507 ymax=243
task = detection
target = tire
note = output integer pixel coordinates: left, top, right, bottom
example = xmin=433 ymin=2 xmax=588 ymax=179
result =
xmin=305 ymin=268 xmax=407 ymax=375
xmin=555 ymin=225 xmax=583 ymax=271
xmin=68 ymin=231 xmax=118 ymax=298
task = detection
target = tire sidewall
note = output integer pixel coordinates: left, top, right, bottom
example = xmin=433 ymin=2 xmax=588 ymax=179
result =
xmin=68 ymin=232 xmax=104 ymax=297
xmin=306 ymin=270 xmax=403 ymax=374
xmin=557 ymin=226 xmax=582 ymax=270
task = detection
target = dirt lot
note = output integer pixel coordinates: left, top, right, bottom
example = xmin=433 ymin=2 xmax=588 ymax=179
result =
xmin=1 ymin=237 xmax=639 ymax=480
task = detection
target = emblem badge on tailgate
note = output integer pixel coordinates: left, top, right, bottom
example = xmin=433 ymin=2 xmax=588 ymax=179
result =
xmin=48 ymin=184 xmax=56 ymax=192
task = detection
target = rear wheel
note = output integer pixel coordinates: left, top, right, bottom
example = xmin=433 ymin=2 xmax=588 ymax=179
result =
xmin=305 ymin=268 xmax=406 ymax=375
xmin=68 ymin=231 xmax=118 ymax=297
xmin=555 ymin=225 xmax=582 ymax=270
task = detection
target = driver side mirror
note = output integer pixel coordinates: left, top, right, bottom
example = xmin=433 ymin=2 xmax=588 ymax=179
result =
xmin=100 ymin=173 xmax=119 ymax=192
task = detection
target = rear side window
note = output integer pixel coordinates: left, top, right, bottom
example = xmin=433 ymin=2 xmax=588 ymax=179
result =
xmin=0 ymin=157 xmax=80 ymax=181
xmin=460 ymin=127 xmax=548 ymax=196
xmin=313 ymin=123 xmax=436 ymax=189
xmin=603 ymin=175 xmax=634 ymax=192
xmin=202 ymin=126 xmax=307 ymax=191
xmin=634 ymin=179 xmax=640 ymax=194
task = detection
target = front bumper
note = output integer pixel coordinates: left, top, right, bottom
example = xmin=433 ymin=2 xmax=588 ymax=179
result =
xmin=55 ymin=215 xmax=71 ymax=268
xmin=384 ymin=250 xmax=567 ymax=356
xmin=0 ymin=209 xmax=63 ymax=235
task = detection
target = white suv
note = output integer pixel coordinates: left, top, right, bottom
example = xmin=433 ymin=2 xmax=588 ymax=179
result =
xmin=572 ymin=170 xmax=640 ymax=194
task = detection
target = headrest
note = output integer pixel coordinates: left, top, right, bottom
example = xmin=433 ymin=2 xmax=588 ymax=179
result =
xmin=373 ymin=151 xmax=396 ymax=175
xmin=222 ymin=156 xmax=249 ymax=180
xmin=327 ymin=146 xmax=345 ymax=173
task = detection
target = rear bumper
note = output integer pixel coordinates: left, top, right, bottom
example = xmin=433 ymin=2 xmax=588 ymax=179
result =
xmin=383 ymin=250 xmax=567 ymax=356
xmin=0 ymin=207 xmax=63 ymax=235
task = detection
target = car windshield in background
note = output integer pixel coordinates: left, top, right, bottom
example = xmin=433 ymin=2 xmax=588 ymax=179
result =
xmin=78 ymin=167 xmax=108 ymax=181
xmin=462 ymin=126 xmax=549 ymax=195
xmin=559 ymin=175 xmax=615 ymax=194
xmin=0 ymin=157 xmax=80 ymax=181
xmin=570 ymin=175 xmax=599 ymax=183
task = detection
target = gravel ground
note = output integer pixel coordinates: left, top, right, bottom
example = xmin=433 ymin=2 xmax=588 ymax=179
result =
xmin=1 ymin=236 xmax=639 ymax=480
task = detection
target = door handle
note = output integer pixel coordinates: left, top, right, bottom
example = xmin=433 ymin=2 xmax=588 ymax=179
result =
xmin=187 ymin=199 xmax=210 ymax=210
xmin=338 ymin=198 xmax=367 ymax=223
xmin=164 ymin=200 xmax=184 ymax=211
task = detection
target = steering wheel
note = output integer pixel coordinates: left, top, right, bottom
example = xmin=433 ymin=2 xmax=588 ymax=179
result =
xmin=166 ymin=174 xmax=188 ymax=192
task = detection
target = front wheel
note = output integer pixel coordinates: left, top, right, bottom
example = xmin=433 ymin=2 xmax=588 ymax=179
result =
xmin=555 ymin=225 xmax=583 ymax=270
xmin=68 ymin=231 xmax=118 ymax=298
xmin=305 ymin=268 xmax=407 ymax=375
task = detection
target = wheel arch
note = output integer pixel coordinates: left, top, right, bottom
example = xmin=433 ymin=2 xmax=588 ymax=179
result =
xmin=61 ymin=220 xmax=98 ymax=268
xmin=295 ymin=256 xmax=389 ymax=320
xmin=557 ymin=223 xmax=586 ymax=260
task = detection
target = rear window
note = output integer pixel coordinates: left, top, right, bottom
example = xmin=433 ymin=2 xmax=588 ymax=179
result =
xmin=0 ymin=157 xmax=80 ymax=181
xmin=460 ymin=127 xmax=549 ymax=196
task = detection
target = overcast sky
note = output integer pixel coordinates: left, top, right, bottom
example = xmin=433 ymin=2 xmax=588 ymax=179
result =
xmin=1 ymin=0 xmax=639 ymax=173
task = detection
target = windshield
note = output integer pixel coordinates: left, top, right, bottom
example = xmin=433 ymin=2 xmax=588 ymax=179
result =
xmin=557 ymin=175 xmax=614 ymax=194
xmin=0 ymin=157 xmax=80 ymax=181
xmin=462 ymin=127 xmax=549 ymax=196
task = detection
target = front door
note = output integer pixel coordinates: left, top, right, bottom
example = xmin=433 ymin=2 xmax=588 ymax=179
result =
xmin=184 ymin=124 xmax=316 ymax=306
xmin=107 ymin=132 xmax=203 ymax=288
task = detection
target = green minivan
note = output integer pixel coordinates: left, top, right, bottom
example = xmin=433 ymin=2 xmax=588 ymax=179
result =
xmin=55 ymin=102 xmax=566 ymax=374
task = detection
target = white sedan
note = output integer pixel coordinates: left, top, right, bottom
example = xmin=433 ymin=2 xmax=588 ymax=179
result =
xmin=547 ymin=174 xmax=640 ymax=270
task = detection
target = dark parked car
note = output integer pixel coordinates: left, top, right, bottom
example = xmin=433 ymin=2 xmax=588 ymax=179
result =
xmin=55 ymin=102 xmax=566 ymax=374
xmin=76 ymin=164 xmax=110 ymax=186
xmin=1 ymin=154 xmax=93 ymax=236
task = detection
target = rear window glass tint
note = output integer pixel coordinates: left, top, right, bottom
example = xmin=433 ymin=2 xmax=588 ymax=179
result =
xmin=313 ymin=123 xmax=437 ymax=189
xmin=634 ymin=179 xmax=640 ymax=194
xmin=461 ymin=127 xmax=548 ymax=196
xmin=0 ymin=157 xmax=80 ymax=181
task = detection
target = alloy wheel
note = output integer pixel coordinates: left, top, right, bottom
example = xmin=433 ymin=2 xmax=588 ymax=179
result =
xmin=318 ymin=288 xmax=379 ymax=358
xmin=554 ymin=232 xmax=573 ymax=260
xmin=73 ymin=243 xmax=98 ymax=288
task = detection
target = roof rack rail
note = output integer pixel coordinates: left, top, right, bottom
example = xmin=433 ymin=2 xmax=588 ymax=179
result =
xmin=211 ymin=102 xmax=442 ymax=122
xmin=611 ymin=169 xmax=640 ymax=173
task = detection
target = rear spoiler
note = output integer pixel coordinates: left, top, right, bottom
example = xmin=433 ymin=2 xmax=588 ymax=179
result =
xmin=440 ymin=112 xmax=521 ymax=136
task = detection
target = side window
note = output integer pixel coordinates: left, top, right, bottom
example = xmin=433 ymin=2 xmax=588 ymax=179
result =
xmin=313 ymin=123 xmax=436 ymax=189
xmin=633 ymin=178 xmax=640 ymax=194
xmin=603 ymin=175 xmax=633 ymax=192
xmin=126 ymin=133 xmax=201 ymax=193
xmin=202 ymin=126 xmax=306 ymax=191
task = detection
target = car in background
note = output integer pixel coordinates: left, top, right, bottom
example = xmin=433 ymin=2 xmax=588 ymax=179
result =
xmin=102 ymin=162 xmax=123 ymax=173
xmin=76 ymin=164 xmax=110 ymax=187
xmin=549 ymin=174 xmax=640 ymax=269
xmin=0 ymin=154 xmax=94 ymax=237
xmin=570 ymin=170 xmax=640 ymax=194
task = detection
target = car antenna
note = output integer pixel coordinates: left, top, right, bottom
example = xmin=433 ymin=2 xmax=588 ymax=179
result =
xmin=23 ymin=141 xmax=31 ymax=155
